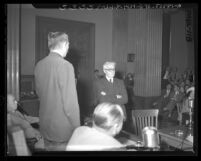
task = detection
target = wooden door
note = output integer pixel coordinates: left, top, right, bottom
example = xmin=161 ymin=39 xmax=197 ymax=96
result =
xmin=36 ymin=16 xmax=95 ymax=123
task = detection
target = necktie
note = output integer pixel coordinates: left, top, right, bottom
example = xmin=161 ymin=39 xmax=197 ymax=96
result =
xmin=109 ymin=79 xmax=112 ymax=83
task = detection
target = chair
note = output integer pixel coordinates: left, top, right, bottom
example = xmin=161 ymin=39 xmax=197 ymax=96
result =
xmin=7 ymin=126 xmax=30 ymax=156
xmin=131 ymin=109 xmax=159 ymax=138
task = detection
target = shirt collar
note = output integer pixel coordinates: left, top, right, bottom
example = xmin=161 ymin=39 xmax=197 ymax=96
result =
xmin=106 ymin=76 xmax=113 ymax=83
xmin=49 ymin=51 xmax=63 ymax=58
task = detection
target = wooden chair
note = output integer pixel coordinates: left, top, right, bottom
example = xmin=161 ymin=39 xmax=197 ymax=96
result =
xmin=131 ymin=109 xmax=159 ymax=138
xmin=7 ymin=126 xmax=30 ymax=156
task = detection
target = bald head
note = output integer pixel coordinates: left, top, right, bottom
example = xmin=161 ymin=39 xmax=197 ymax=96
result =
xmin=7 ymin=94 xmax=17 ymax=112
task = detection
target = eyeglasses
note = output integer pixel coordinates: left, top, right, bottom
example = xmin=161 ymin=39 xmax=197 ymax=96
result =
xmin=105 ymin=69 xmax=115 ymax=71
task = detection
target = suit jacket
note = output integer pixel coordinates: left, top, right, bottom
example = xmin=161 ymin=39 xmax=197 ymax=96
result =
xmin=66 ymin=126 xmax=123 ymax=151
xmin=94 ymin=77 xmax=128 ymax=107
xmin=7 ymin=111 xmax=37 ymax=139
xmin=34 ymin=52 xmax=80 ymax=142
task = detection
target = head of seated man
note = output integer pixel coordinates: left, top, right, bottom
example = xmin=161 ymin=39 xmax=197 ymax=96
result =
xmin=7 ymin=94 xmax=43 ymax=148
xmin=66 ymin=102 xmax=125 ymax=151
xmin=7 ymin=94 xmax=18 ymax=113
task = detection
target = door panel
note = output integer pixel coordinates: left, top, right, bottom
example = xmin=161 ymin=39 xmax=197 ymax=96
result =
xmin=36 ymin=16 xmax=95 ymax=122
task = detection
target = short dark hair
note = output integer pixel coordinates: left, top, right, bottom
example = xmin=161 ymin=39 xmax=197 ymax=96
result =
xmin=48 ymin=32 xmax=69 ymax=50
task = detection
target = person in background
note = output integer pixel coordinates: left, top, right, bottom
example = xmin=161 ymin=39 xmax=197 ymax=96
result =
xmin=168 ymin=67 xmax=179 ymax=85
xmin=66 ymin=102 xmax=126 ymax=151
xmin=94 ymin=69 xmax=103 ymax=80
xmin=153 ymin=84 xmax=173 ymax=113
xmin=94 ymin=61 xmax=128 ymax=120
xmin=161 ymin=66 xmax=171 ymax=89
xmin=179 ymin=86 xmax=195 ymax=125
xmin=124 ymin=73 xmax=135 ymax=108
xmin=7 ymin=94 xmax=44 ymax=150
xmin=163 ymin=84 xmax=184 ymax=118
xmin=176 ymin=86 xmax=186 ymax=123
xmin=34 ymin=32 xmax=80 ymax=151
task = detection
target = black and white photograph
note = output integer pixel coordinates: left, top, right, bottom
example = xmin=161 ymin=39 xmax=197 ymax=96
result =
xmin=5 ymin=3 xmax=197 ymax=157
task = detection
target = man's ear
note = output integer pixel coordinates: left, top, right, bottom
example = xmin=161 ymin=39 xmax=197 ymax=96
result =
xmin=112 ymin=123 xmax=119 ymax=136
xmin=103 ymin=69 xmax=106 ymax=74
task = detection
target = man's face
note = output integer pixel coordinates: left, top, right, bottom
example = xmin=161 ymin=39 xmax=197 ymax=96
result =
xmin=63 ymin=42 xmax=69 ymax=57
xmin=104 ymin=68 xmax=115 ymax=79
xmin=7 ymin=95 xmax=17 ymax=111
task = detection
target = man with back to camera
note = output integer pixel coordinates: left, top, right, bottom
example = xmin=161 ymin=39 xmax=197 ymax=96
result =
xmin=94 ymin=61 xmax=128 ymax=120
xmin=34 ymin=32 xmax=80 ymax=151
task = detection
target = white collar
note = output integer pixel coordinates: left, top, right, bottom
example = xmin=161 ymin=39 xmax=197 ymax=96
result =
xmin=106 ymin=76 xmax=113 ymax=83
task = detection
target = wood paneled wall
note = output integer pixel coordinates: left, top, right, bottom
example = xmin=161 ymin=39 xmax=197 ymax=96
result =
xmin=128 ymin=10 xmax=163 ymax=97
xmin=7 ymin=4 xmax=20 ymax=100
xmin=112 ymin=10 xmax=128 ymax=74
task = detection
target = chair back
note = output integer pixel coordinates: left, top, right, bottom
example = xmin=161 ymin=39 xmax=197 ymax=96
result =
xmin=7 ymin=126 xmax=30 ymax=156
xmin=131 ymin=109 xmax=159 ymax=138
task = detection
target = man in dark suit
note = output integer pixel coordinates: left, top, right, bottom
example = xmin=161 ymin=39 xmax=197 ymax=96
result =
xmin=94 ymin=61 xmax=128 ymax=120
xmin=34 ymin=32 xmax=80 ymax=151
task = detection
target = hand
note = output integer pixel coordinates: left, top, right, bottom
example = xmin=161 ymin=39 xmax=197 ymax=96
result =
xmin=34 ymin=129 xmax=42 ymax=140
xmin=101 ymin=91 xmax=106 ymax=96
xmin=116 ymin=95 xmax=122 ymax=99
xmin=153 ymin=102 xmax=157 ymax=106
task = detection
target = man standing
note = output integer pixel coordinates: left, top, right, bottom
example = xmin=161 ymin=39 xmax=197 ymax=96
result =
xmin=34 ymin=32 xmax=80 ymax=151
xmin=94 ymin=61 xmax=128 ymax=119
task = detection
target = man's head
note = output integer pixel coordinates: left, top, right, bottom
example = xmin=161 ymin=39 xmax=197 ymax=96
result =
xmin=103 ymin=61 xmax=116 ymax=79
xmin=92 ymin=102 xmax=124 ymax=137
xmin=186 ymin=86 xmax=195 ymax=99
xmin=166 ymin=84 xmax=172 ymax=90
xmin=48 ymin=32 xmax=69 ymax=57
xmin=7 ymin=94 xmax=17 ymax=112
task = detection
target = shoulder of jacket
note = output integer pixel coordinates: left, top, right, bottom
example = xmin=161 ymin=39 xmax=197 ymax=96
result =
xmin=114 ymin=78 xmax=123 ymax=83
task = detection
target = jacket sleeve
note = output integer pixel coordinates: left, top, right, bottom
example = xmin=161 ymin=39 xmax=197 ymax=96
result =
xmin=114 ymin=80 xmax=128 ymax=105
xmin=58 ymin=63 xmax=80 ymax=128
xmin=95 ymin=80 xmax=116 ymax=104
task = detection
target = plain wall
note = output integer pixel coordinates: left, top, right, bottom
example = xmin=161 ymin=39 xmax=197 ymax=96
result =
xmin=21 ymin=5 xmax=113 ymax=75
xmin=169 ymin=10 xmax=194 ymax=74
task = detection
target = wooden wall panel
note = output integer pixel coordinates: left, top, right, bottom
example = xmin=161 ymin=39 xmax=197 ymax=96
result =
xmin=7 ymin=4 xmax=20 ymax=100
xmin=112 ymin=10 xmax=128 ymax=74
xmin=145 ymin=10 xmax=162 ymax=96
xmin=128 ymin=9 xmax=162 ymax=96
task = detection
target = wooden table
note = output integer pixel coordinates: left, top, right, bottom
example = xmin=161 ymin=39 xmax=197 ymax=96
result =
xmin=158 ymin=126 xmax=194 ymax=151
xmin=116 ymin=130 xmax=142 ymax=146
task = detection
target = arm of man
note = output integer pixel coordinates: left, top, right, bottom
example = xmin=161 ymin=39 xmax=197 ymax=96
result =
xmin=95 ymin=80 xmax=117 ymax=103
xmin=114 ymin=80 xmax=128 ymax=105
xmin=59 ymin=63 xmax=80 ymax=128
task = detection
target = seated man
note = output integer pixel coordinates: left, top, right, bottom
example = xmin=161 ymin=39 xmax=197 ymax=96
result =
xmin=163 ymin=84 xmax=185 ymax=118
xmin=66 ymin=102 xmax=125 ymax=151
xmin=180 ymin=86 xmax=195 ymax=116
xmin=7 ymin=94 xmax=44 ymax=150
xmin=153 ymin=84 xmax=173 ymax=112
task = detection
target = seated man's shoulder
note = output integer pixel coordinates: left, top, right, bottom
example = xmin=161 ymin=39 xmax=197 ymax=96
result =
xmin=74 ymin=126 xmax=92 ymax=133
